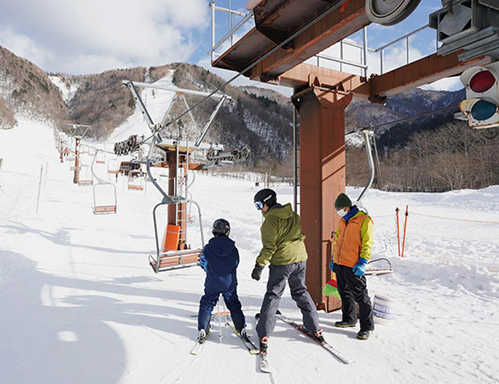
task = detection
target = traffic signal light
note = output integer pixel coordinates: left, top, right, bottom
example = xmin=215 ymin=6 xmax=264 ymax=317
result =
xmin=459 ymin=61 xmax=499 ymax=129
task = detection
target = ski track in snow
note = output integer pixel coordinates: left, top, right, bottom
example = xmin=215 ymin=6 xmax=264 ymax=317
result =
xmin=1 ymin=115 xmax=499 ymax=384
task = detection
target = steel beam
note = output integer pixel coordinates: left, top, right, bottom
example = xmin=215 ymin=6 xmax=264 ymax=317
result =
xmin=294 ymin=86 xmax=351 ymax=313
xmin=279 ymin=52 xmax=492 ymax=103
xmin=355 ymin=52 xmax=493 ymax=98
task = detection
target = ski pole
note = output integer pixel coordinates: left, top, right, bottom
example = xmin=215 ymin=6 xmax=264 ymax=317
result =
xmin=218 ymin=294 xmax=223 ymax=342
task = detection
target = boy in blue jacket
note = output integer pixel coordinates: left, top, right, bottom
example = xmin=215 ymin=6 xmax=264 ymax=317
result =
xmin=197 ymin=218 xmax=246 ymax=341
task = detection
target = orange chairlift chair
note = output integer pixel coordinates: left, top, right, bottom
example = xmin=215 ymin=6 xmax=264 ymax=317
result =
xmin=78 ymin=164 xmax=93 ymax=186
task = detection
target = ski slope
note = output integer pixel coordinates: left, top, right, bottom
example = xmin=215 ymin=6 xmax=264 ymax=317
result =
xmin=1 ymin=119 xmax=499 ymax=384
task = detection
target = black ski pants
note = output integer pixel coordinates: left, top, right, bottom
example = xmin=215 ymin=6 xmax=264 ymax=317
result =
xmin=335 ymin=264 xmax=374 ymax=331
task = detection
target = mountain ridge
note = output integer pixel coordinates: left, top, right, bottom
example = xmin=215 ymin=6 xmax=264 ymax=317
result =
xmin=0 ymin=45 xmax=464 ymax=159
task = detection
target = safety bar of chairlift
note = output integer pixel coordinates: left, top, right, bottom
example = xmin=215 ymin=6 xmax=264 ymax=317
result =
xmin=365 ymin=258 xmax=393 ymax=276
xmin=356 ymin=130 xmax=375 ymax=204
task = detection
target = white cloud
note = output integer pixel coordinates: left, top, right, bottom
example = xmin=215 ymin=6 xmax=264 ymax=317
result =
xmin=0 ymin=29 xmax=48 ymax=65
xmin=0 ymin=0 xmax=208 ymax=74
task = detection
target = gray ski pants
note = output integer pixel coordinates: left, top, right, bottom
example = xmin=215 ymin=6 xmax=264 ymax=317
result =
xmin=256 ymin=260 xmax=320 ymax=340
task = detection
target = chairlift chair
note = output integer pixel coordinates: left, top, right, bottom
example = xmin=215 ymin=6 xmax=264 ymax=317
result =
xmin=91 ymin=154 xmax=117 ymax=215
xmin=144 ymin=144 xmax=204 ymax=273
xmin=95 ymin=151 xmax=105 ymax=164
xmin=78 ymin=164 xmax=93 ymax=186
xmin=107 ymin=158 xmax=119 ymax=174
xmin=127 ymin=169 xmax=145 ymax=191
xmin=365 ymin=258 xmax=394 ymax=276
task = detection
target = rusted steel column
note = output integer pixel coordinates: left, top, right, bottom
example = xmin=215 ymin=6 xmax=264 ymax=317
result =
xmin=73 ymin=138 xmax=80 ymax=184
xmin=295 ymin=87 xmax=352 ymax=313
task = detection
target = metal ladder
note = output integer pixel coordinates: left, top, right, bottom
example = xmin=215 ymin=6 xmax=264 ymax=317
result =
xmin=175 ymin=138 xmax=190 ymax=247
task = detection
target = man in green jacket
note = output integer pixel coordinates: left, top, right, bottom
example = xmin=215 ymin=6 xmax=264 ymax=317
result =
xmin=252 ymin=189 xmax=323 ymax=354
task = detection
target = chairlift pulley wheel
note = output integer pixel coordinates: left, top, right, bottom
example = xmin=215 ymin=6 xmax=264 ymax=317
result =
xmin=365 ymin=0 xmax=422 ymax=26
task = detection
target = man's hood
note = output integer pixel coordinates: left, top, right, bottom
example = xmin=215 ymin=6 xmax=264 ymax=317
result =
xmin=263 ymin=203 xmax=294 ymax=219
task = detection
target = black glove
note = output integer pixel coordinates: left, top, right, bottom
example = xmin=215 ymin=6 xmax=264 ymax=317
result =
xmin=251 ymin=264 xmax=264 ymax=281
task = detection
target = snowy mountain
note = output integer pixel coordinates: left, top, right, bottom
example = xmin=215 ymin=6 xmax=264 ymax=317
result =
xmin=1 ymin=117 xmax=498 ymax=384
xmin=1 ymin=45 xmax=466 ymax=156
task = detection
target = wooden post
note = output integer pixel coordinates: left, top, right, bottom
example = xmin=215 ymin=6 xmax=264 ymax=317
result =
xmin=294 ymin=87 xmax=352 ymax=313
xmin=73 ymin=138 xmax=80 ymax=184
xmin=166 ymin=151 xmax=187 ymax=250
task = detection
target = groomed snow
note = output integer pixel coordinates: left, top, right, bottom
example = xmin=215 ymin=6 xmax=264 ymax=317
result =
xmin=1 ymin=119 xmax=498 ymax=384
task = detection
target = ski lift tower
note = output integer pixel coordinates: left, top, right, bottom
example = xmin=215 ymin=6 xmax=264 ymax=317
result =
xmin=122 ymin=81 xmax=229 ymax=252
xmin=210 ymin=0 xmax=496 ymax=312
xmin=66 ymin=124 xmax=91 ymax=184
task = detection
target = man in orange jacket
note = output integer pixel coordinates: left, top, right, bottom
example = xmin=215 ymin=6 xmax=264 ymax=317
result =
xmin=329 ymin=193 xmax=374 ymax=340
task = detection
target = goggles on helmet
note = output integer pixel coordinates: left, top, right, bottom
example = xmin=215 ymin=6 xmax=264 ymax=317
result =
xmin=254 ymin=201 xmax=264 ymax=210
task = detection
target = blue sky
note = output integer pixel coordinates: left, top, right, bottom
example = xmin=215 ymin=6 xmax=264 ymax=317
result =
xmin=0 ymin=0 xmax=460 ymax=92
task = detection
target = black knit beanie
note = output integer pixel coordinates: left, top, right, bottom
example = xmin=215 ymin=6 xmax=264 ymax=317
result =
xmin=334 ymin=193 xmax=352 ymax=209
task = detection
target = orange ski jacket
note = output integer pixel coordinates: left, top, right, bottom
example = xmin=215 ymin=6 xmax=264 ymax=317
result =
xmin=332 ymin=211 xmax=373 ymax=268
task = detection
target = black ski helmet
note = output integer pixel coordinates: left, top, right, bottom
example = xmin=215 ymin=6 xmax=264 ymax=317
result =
xmin=254 ymin=188 xmax=277 ymax=208
xmin=212 ymin=218 xmax=231 ymax=236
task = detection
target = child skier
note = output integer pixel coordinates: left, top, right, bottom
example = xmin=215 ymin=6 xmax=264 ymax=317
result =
xmin=196 ymin=218 xmax=246 ymax=342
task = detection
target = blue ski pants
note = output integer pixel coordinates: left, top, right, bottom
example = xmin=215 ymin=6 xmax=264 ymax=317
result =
xmin=198 ymin=287 xmax=245 ymax=332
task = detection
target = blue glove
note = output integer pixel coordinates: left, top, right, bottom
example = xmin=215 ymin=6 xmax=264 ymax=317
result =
xmin=353 ymin=258 xmax=368 ymax=276
xmin=329 ymin=259 xmax=335 ymax=273
xmin=199 ymin=253 xmax=207 ymax=271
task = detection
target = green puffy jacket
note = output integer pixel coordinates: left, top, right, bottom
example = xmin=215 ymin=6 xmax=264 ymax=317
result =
xmin=256 ymin=203 xmax=308 ymax=267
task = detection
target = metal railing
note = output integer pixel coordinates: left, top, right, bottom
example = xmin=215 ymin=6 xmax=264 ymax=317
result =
xmin=209 ymin=2 xmax=435 ymax=78
xmin=374 ymin=25 xmax=432 ymax=75
xmin=208 ymin=1 xmax=254 ymax=62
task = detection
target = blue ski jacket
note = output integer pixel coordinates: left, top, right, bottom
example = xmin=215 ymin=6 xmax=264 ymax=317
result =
xmin=201 ymin=236 xmax=240 ymax=292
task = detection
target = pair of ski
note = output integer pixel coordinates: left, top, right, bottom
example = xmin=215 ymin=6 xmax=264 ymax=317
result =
xmin=256 ymin=311 xmax=352 ymax=373
xmin=190 ymin=321 xmax=260 ymax=355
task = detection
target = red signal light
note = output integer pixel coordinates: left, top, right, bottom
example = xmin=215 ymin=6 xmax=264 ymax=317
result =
xmin=469 ymin=70 xmax=495 ymax=93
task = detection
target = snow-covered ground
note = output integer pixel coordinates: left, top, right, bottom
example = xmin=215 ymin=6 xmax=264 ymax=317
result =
xmin=49 ymin=76 xmax=80 ymax=104
xmin=1 ymin=117 xmax=499 ymax=384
